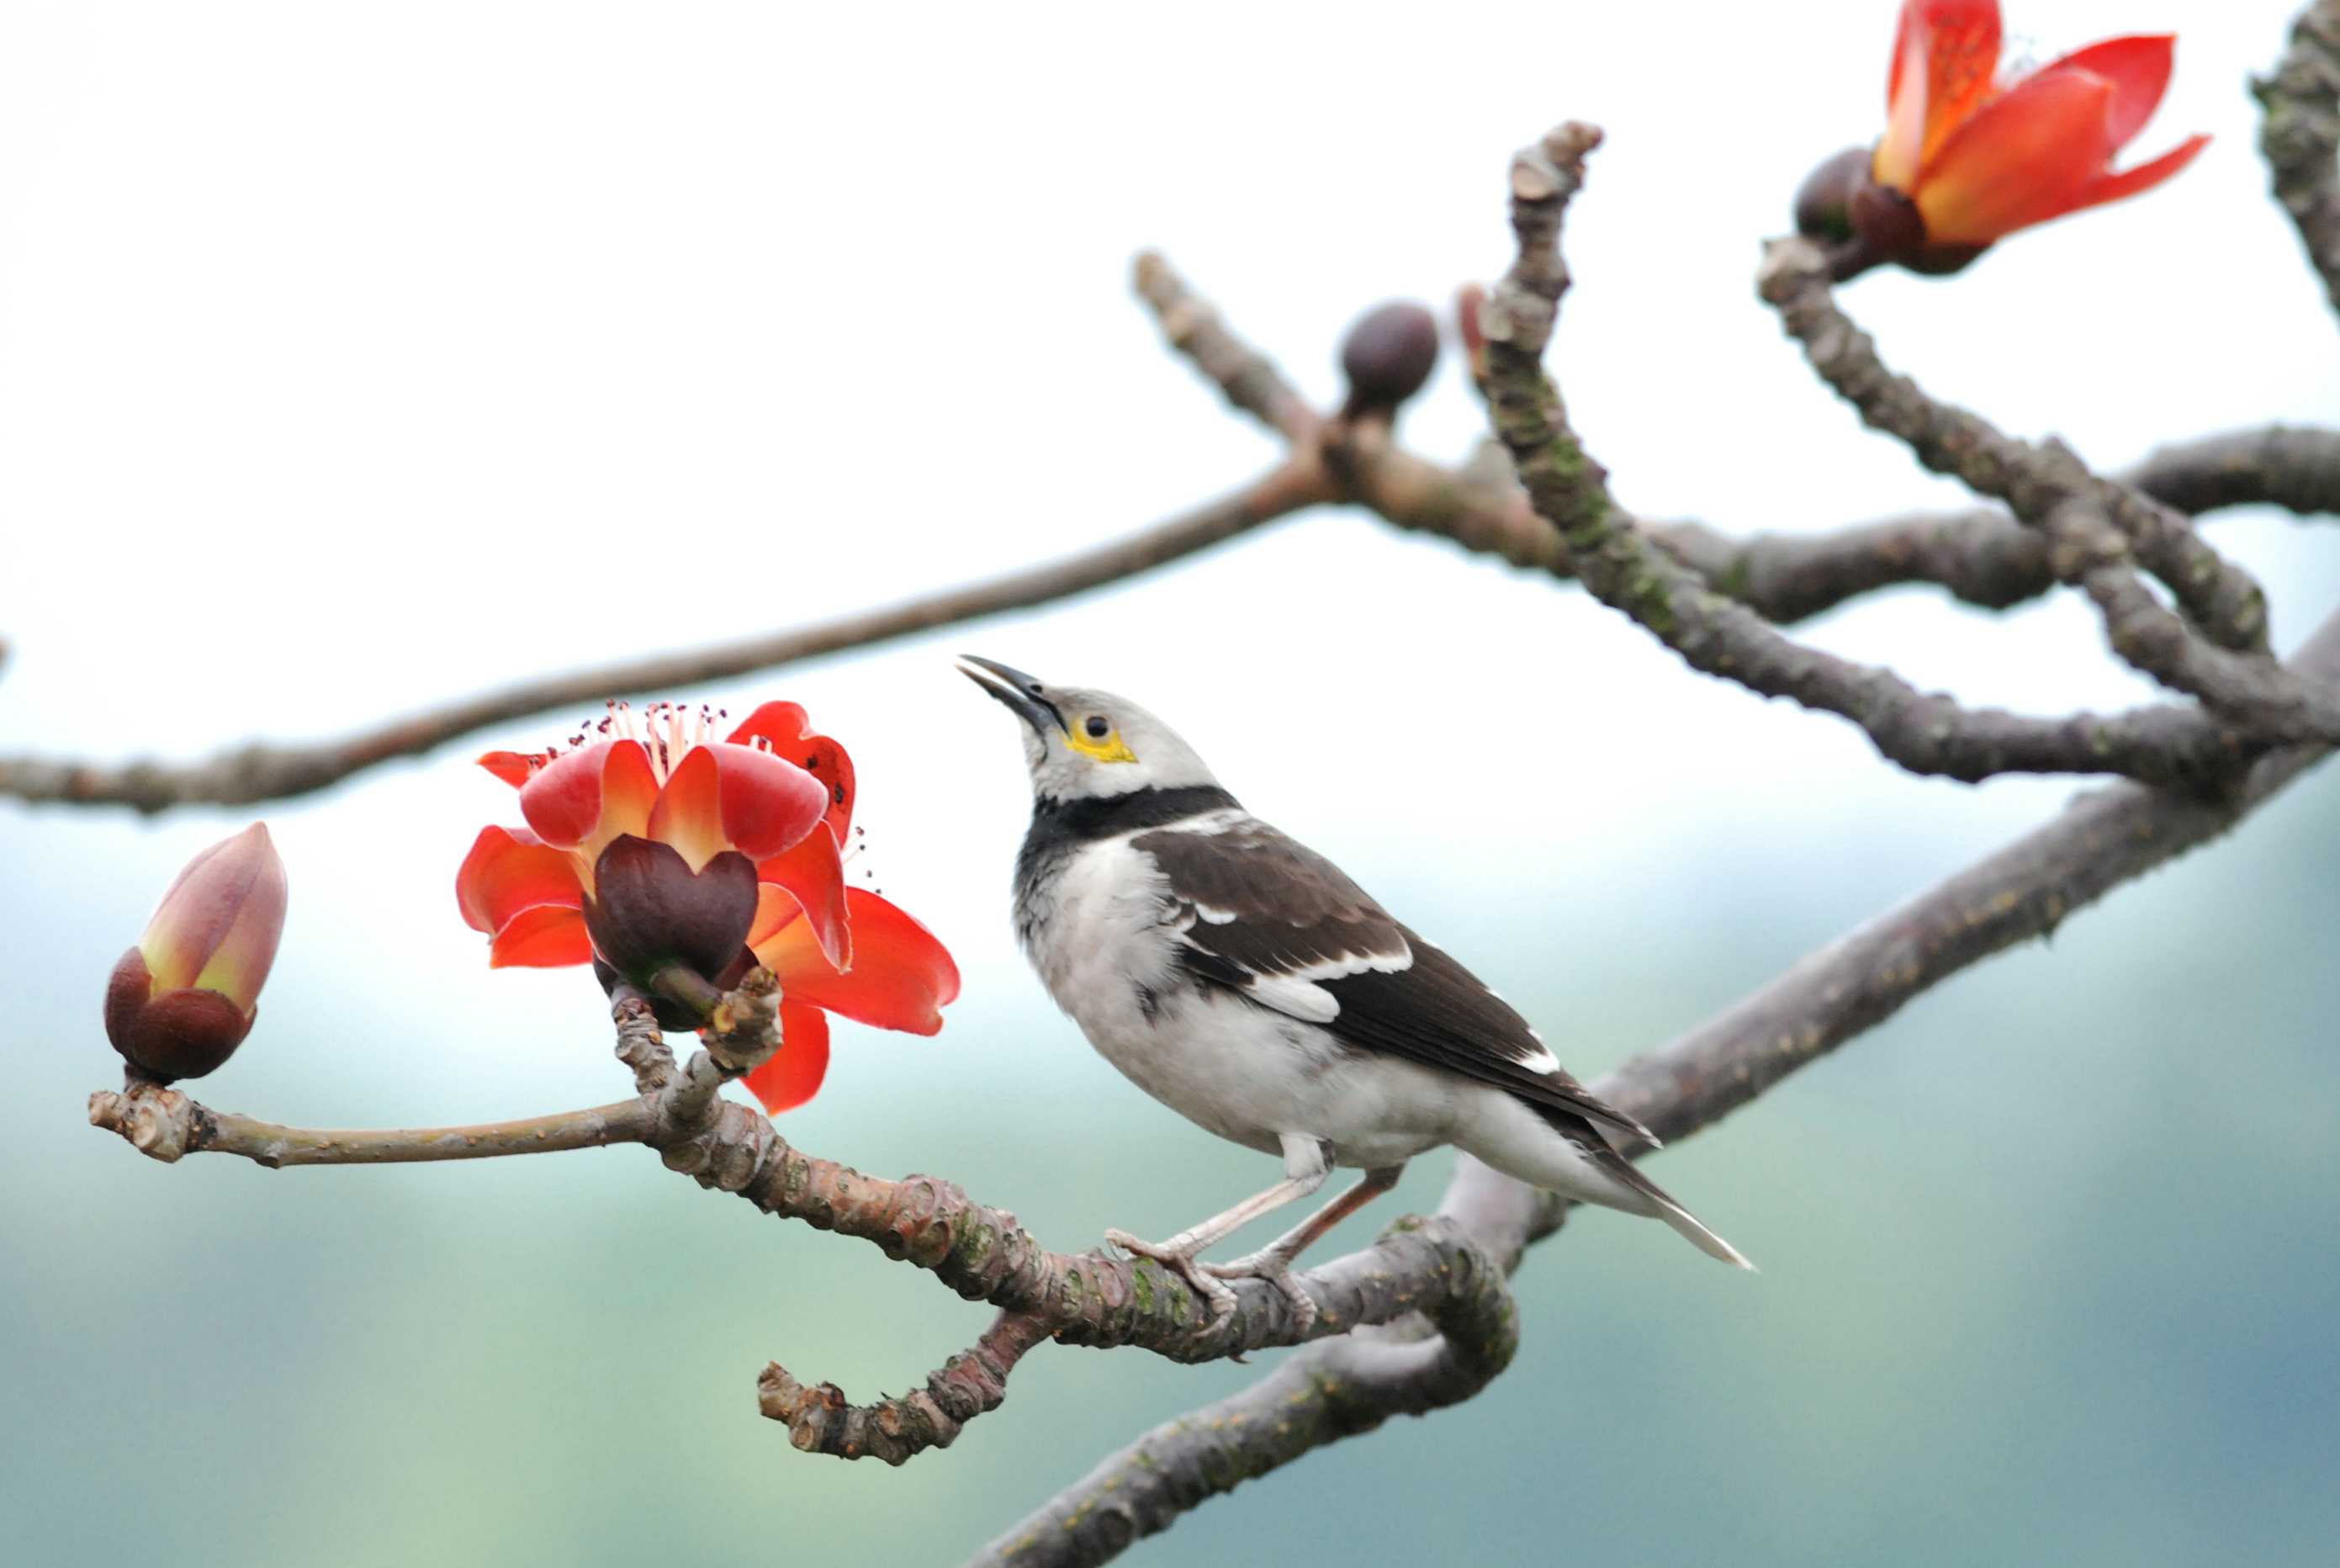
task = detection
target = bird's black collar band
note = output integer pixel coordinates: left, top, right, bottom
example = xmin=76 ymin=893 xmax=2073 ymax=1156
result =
xmin=1027 ymin=785 xmax=1240 ymax=847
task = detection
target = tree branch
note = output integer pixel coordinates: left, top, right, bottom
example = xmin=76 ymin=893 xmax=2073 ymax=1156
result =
xmin=88 ymin=972 xmax=1519 ymax=1465
xmin=1131 ymin=250 xmax=1321 ymax=445
xmin=2258 ymin=0 xmax=2340 ymax=322
xmin=984 ymin=597 xmax=2340 ymax=1568
xmin=1757 ymin=238 xmax=2274 ymax=655
xmin=0 ymin=464 xmax=1328 ymax=812
xmin=1475 ymin=126 xmax=2275 ymax=789
xmin=8 ymin=241 xmax=2336 ymax=818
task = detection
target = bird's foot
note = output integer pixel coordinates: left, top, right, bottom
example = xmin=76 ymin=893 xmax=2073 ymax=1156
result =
xmin=1203 ymin=1249 xmax=1317 ymax=1336
xmin=1104 ymin=1228 xmax=1237 ymax=1329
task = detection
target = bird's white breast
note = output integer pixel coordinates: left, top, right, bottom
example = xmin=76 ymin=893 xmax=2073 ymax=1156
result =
xmin=1020 ymin=832 xmax=1458 ymax=1168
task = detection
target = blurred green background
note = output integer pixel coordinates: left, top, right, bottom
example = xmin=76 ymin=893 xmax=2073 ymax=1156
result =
xmin=7 ymin=1 xmax=2339 ymax=1563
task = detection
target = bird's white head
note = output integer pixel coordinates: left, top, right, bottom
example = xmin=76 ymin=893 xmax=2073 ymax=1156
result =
xmin=957 ymin=656 xmax=1220 ymax=803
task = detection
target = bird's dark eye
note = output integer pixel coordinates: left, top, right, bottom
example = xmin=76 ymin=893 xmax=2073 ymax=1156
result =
xmin=1084 ymin=715 xmax=1110 ymax=739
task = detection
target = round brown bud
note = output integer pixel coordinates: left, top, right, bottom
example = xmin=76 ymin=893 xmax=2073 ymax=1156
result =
xmin=104 ymin=946 xmax=257 ymax=1081
xmin=1339 ymin=300 xmax=1440 ymax=418
xmin=1794 ymin=146 xmax=1876 ymax=245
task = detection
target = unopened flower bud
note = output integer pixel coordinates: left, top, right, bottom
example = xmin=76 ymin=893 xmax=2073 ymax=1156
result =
xmin=104 ymin=824 xmax=287 ymax=1081
xmin=1339 ymin=300 xmax=1440 ymax=419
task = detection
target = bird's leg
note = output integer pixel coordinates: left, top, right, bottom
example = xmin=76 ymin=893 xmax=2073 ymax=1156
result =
xmin=1104 ymin=1135 xmax=1329 ymax=1328
xmin=1200 ymin=1163 xmax=1405 ymax=1334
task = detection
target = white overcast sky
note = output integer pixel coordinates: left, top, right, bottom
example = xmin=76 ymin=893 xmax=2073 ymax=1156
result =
xmin=3 ymin=0 xmax=2335 ymax=1118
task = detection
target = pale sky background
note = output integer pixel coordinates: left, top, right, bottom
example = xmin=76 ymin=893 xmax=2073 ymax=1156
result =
xmin=5 ymin=3 xmax=2337 ymax=1565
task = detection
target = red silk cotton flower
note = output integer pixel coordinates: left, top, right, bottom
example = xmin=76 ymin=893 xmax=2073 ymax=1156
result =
xmin=456 ymin=699 xmax=959 ymax=1113
xmin=1795 ymin=0 xmax=2208 ymax=278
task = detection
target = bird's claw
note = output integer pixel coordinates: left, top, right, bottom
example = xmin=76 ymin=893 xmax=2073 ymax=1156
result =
xmin=1104 ymin=1228 xmax=1238 ymax=1329
xmin=1204 ymin=1250 xmax=1318 ymax=1336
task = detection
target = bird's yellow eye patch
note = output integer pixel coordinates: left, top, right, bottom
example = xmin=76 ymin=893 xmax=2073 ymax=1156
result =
xmin=1067 ymin=724 xmax=1137 ymax=764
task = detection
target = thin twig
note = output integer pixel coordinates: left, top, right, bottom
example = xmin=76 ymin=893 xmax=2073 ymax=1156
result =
xmin=1130 ymin=251 xmax=1321 ymax=444
xmin=0 ymin=464 xmax=1327 ymax=812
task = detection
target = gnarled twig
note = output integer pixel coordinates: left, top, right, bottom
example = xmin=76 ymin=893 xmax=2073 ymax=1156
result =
xmin=1476 ymin=127 xmax=2269 ymax=789
xmin=1757 ymin=237 xmax=2274 ymax=656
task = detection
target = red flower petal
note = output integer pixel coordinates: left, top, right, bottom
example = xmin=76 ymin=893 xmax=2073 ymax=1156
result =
xmin=710 ymin=742 xmax=829 ymax=861
xmin=754 ymin=829 xmax=852 ymax=971
xmin=751 ymin=887 xmax=959 ymax=1035
xmin=489 ymin=903 xmax=593 ymax=968
xmin=2036 ymin=35 xmax=2173 ymax=152
xmin=1915 ymin=66 xmax=2115 ymax=246
xmin=456 ymin=824 xmax=584 ymax=935
xmin=478 ymin=751 xmax=537 ymax=788
xmin=1878 ymin=0 xmax=2002 ymax=190
xmin=739 ymin=1002 xmax=832 ymax=1113
xmin=518 ymin=739 xmax=659 ymax=850
xmin=2066 ymin=132 xmax=2210 ymax=217
xmin=728 ymin=701 xmax=857 ymax=840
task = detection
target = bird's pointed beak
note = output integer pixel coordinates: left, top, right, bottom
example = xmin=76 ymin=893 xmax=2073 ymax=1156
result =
xmin=957 ymin=655 xmax=1065 ymax=737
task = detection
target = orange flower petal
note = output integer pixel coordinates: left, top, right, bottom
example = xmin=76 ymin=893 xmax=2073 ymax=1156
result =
xmin=456 ymin=824 xmax=585 ymax=935
xmin=644 ymin=744 xmax=729 ymax=872
xmin=753 ymin=887 xmax=958 ymax=1035
xmin=2065 ymin=132 xmax=2210 ymax=217
xmin=1915 ymin=66 xmax=2115 ymax=246
xmin=517 ymin=739 xmax=659 ymax=850
xmin=488 ymin=903 xmax=594 ymax=968
xmin=739 ymin=1002 xmax=832 ymax=1113
xmin=746 ymin=882 xmax=800 ymax=952
xmin=477 ymin=750 xmax=537 ymax=787
xmin=728 ymin=701 xmax=856 ymax=840
xmin=754 ymin=829 xmax=852 ymax=971
xmin=2036 ymin=35 xmax=2173 ymax=152
xmin=1878 ymin=0 xmax=2002 ymax=190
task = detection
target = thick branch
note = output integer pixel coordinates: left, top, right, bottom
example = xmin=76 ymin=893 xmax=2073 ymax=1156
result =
xmin=973 ymin=1208 xmax=1519 ymax=1565
xmin=2258 ymin=0 xmax=2340 ymax=321
xmin=1597 ymin=606 xmax=2340 ymax=1146
xmin=991 ymin=600 xmax=2340 ymax=1568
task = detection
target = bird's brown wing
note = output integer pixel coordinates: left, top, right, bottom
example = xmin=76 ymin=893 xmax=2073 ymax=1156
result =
xmin=1132 ymin=816 xmax=1656 ymax=1147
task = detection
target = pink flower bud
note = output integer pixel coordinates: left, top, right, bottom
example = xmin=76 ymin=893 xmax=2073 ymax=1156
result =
xmin=104 ymin=823 xmax=287 ymax=1081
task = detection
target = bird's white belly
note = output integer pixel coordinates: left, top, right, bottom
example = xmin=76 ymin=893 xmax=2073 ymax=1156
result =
xmin=1029 ymin=840 xmax=1456 ymax=1168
